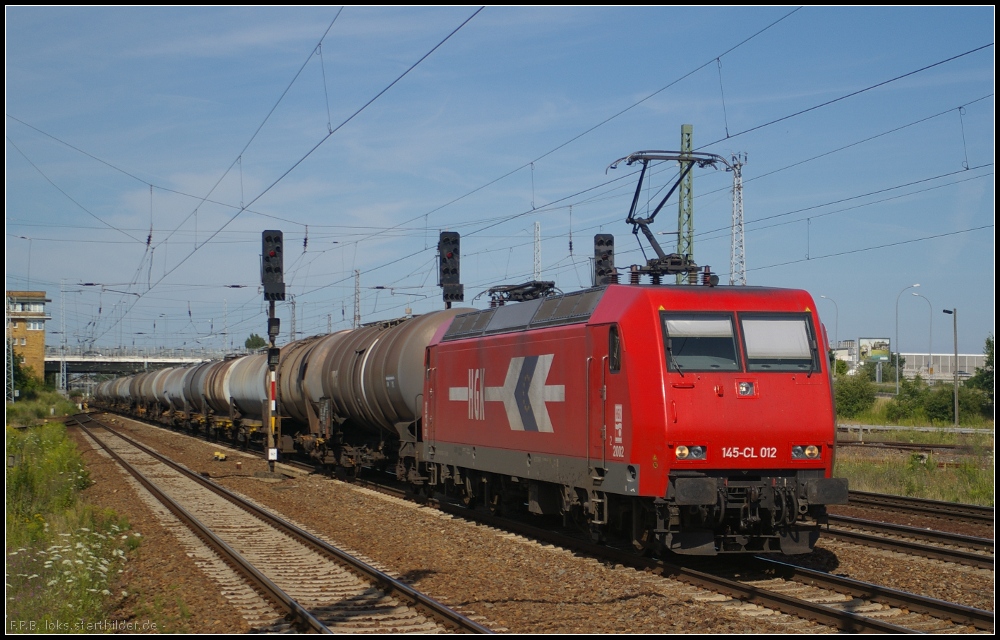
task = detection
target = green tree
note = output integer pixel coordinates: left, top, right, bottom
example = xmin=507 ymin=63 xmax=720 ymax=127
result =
xmin=245 ymin=333 xmax=267 ymax=350
xmin=859 ymin=353 xmax=904 ymax=383
xmin=8 ymin=345 xmax=42 ymax=401
xmin=834 ymin=374 xmax=876 ymax=419
xmin=964 ymin=334 xmax=994 ymax=415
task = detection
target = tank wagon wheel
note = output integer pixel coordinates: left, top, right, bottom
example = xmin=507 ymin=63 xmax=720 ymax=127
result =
xmin=588 ymin=522 xmax=607 ymax=545
xmin=334 ymin=465 xmax=357 ymax=482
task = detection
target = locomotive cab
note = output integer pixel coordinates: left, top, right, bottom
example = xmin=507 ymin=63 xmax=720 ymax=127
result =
xmin=649 ymin=295 xmax=848 ymax=554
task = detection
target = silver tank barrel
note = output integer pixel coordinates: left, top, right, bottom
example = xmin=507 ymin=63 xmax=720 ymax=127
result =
xmin=277 ymin=335 xmax=325 ymax=423
xmin=163 ymin=367 xmax=190 ymax=411
xmin=321 ymin=309 xmax=465 ymax=434
xmin=183 ymin=361 xmax=216 ymax=414
xmin=228 ymin=354 xmax=267 ymax=418
xmin=204 ymin=357 xmax=241 ymax=415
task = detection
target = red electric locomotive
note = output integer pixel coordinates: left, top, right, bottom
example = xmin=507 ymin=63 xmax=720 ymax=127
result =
xmin=419 ymin=282 xmax=847 ymax=555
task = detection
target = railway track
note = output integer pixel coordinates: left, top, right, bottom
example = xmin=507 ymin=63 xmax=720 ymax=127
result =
xmin=85 ymin=411 xmax=992 ymax=632
xmin=69 ymin=413 xmax=491 ymax=634
xmin=416 ymin=493 xmax=993 ymax=633
xmin=836 ymin=440 xmax=991 ymax=452
xmin=848 ymin=490 xmax=995 ymax=525
xmin=824 ymin=514 xmax=994 ymax=569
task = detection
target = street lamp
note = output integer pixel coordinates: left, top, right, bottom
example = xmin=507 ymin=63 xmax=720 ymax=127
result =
xmin=895 ymin=283 xmax=919 ymax=395
xmin=912 ymin=292 xmax=932 ymax=378
xmin=820 ymin=295 xmax=838 ymax=347
xmin=942 ymin=308 xmax=958 ymax=427
xmin=18 ymin=236 xmax=32 ymax=290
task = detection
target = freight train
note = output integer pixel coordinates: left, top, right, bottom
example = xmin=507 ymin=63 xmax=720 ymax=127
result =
xmin=94 ymin=280 xmax=847 ymax=556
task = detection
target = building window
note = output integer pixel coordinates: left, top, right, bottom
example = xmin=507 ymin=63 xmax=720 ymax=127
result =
xmin=10 ymin=321 xmax=17 ymax=328
xmin=26 ymin=303 xmax=44 ymax=312
xmin=27 ymin=320 xmax=44 ymax=331
xmin=21 ymin=338 xmax=27 ymax=346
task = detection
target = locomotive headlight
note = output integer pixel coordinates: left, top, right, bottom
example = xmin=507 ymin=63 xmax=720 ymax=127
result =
xmin=675 ymin=445 xmax=706 ymax=460
xmin=792 ymin=445 xmax=822 ymax=459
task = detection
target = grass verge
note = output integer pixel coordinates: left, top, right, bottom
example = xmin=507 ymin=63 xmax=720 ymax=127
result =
xmin=5 ymin=422 xmax=141 ymax=633
xmin=835 ymin=447 xmax=995 ymax=506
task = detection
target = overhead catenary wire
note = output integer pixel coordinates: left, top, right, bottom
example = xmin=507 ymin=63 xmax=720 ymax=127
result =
xmin=81 ymin=8 xmax=483 ymax=345
xmin=8 ymin=11 xmax=991 ymax=350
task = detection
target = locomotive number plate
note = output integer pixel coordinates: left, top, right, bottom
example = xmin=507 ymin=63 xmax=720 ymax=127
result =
xmin=722 ymin=446 xmax=777 ymax=459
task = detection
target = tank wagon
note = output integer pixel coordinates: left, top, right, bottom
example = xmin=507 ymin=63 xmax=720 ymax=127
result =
xmin=94 ymin=281 xmax=846 ymax=556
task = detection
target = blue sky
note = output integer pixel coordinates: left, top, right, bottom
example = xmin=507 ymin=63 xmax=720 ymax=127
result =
xmin=5 ymin=6 xmax=994 ymax=356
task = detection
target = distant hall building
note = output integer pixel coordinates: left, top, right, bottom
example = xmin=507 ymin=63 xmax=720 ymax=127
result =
xmin=6 ymin=290 xmax=51 ymax=381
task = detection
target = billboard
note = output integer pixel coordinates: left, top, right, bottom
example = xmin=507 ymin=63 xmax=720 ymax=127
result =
xmin=858 ymin=338 xmax=890 ymax=362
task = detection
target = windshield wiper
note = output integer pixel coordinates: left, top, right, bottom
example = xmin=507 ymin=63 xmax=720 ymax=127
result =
xmin=666 ymin=338 xmax=685 ymax=377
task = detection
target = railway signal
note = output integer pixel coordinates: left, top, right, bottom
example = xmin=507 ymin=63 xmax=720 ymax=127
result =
xmin=439 ymin=232 xmax=463 ymax=306
xmin=262 ymin=230 xmax=285 ymax=301
xmin=594 ymin=234 xmax=616 ymax=285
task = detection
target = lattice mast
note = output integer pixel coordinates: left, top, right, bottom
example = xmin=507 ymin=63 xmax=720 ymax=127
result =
xmin=353 ymin=270 xmax=361 ymax=329
xmin=730 ymin=153 xmax=747 ymax=286
xmin=677 ymin=124 xmax=694 ymax=284
xmin=534 ymin=222 xmax=541 ymax=281
xmin=5 ymin=295 xmax=13 ymax=403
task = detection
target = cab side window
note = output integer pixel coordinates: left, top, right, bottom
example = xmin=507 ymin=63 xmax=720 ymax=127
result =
xmin=609 ymin=325 xmax=621 ymax=373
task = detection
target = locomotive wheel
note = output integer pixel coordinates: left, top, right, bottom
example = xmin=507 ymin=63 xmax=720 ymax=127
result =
xmin=462 ymin=475 xmax=477 ymax=508
xmin=488 ymin=491 xmax=502 ymax=516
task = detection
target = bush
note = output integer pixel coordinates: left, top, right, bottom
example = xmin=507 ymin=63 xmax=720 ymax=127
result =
xmin=923 ymin=385 xmax=989 ymax=424
xmin=834 ymin=374 xmax=876 ymax=418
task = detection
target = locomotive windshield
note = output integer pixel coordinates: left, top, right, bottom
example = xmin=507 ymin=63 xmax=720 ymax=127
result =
xmin=740 ymin=313 xmax=818 ymax=372
xmin=661 ymin=314 xmax=740 ymax=372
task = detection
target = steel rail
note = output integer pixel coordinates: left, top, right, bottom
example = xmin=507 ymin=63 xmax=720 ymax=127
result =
xmin=424 ymin=497 xmax=919 ymax=633
xmin=829 ymin=514 xmax=993 ymax=550
xmin=70 ymin=415 xmax=331 ymax=634
xmin=749 ymin=557 xmax=993 ymax=631
xmin=848 ymin=490 xmax=994 ymax=523
xmin=823 ymin=525 xmax=993 ymax=569
xmin=76 ymin=413 xmax=492 ymax=634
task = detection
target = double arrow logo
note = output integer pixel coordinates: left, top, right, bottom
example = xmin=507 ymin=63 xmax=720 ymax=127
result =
xmin=448 ymin=354 xmax=565 ymax=432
